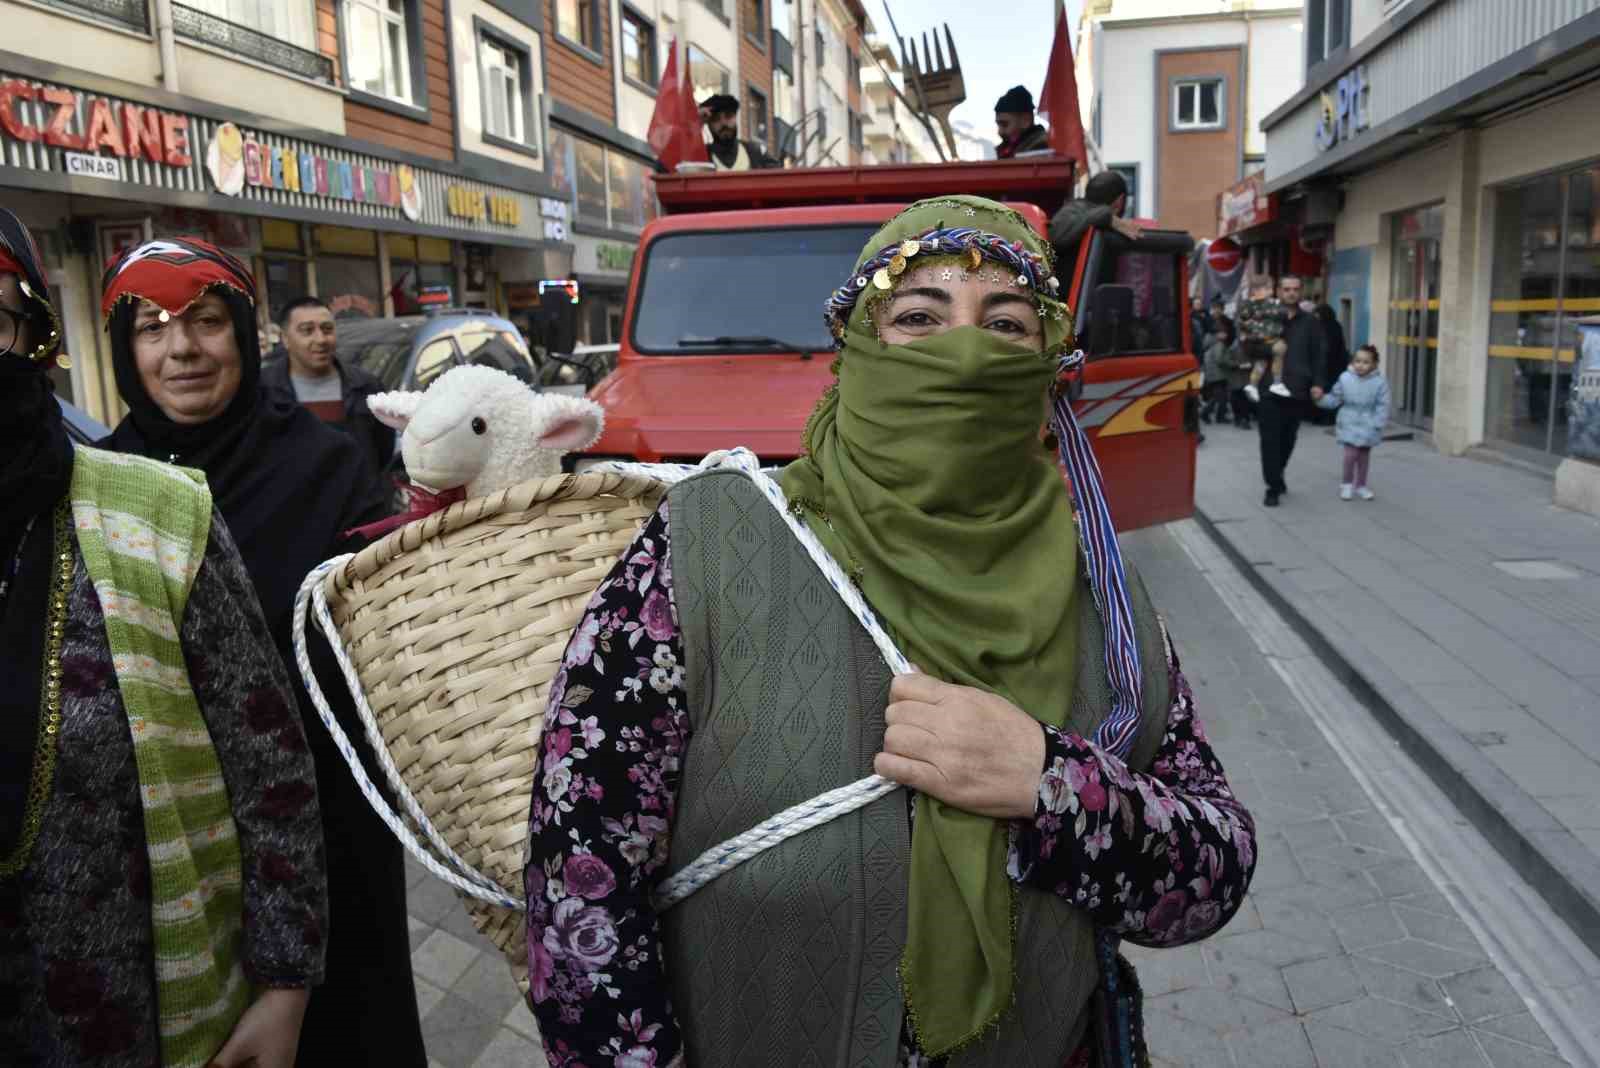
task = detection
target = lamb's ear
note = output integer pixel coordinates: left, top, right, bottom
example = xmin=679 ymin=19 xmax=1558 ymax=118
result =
xmin=535 ymin=396 xmax=605 ymax=451
xmin=368 ymin=390 xmax=422 ymax=431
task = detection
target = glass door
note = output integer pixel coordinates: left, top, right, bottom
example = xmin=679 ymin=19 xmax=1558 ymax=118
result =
xmin=1388 ymin=206 xmax=1443 ymax=430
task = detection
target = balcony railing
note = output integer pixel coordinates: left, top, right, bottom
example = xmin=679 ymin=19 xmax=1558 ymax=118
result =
xmin=171 ymin=3 xmax=336 ymax=84
xmin=771 ymin=28 xmax=794 ymax=76
xmin=35 ymin=0 xmax=149 ymax=32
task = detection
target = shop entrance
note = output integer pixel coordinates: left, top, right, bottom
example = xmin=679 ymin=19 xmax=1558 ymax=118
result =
xmin=1387 ymin=205 xmax=1442 ymax=430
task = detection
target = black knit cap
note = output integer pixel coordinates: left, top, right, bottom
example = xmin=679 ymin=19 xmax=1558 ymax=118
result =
xmin=995 ymin=85 xmax=1035 ymax=114
xmin=700 ymin=93 xmax=739 ymax=116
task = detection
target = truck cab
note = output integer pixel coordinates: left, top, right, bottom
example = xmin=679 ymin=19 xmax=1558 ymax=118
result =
xmin=577 ymin=159 xmax=1198 ymax=531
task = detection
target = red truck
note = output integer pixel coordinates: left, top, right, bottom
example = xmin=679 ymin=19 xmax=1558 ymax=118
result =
xmin=575 ymin=158 xmax=1200 ymax=531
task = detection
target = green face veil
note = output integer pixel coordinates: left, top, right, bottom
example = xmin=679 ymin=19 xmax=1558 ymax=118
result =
xmin=779 ymin=195 xmax=1080 ymax=1054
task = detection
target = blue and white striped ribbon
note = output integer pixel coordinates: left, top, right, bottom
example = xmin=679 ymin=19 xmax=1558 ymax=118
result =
xmin=1051 ymin=349 xmax=1143 ymax=759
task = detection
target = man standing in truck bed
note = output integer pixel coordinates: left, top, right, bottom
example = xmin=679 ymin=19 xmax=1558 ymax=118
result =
xmin=700 ymin=94 xmax=780 ymax=171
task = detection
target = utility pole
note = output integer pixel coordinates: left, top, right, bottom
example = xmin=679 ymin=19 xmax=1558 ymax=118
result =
xmin=796 ymin=0 xmax=810 ymax=165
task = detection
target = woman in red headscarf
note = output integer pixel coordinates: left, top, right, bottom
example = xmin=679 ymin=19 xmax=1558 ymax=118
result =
xmin=100 ymin=237 xmax=428 ymax=1066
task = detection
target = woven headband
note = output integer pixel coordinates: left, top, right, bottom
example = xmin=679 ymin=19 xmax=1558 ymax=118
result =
xmin=101 ymin=236 xmax=255 ymax=324
xmin=823 ymin=226 xmax=1062 ymax=343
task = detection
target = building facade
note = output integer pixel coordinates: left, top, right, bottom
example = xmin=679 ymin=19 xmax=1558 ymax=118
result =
xmin=1075 ymin=0 xmax=1303 ymax=238
xmin=1260 ymin=0 xmax=1600 ymax=512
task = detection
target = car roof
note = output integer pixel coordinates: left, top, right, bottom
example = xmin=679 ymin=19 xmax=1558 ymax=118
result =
xmin=333 ymin=310 xmax=519 ymax=350
xmin=57 ymin=396 xmax=109 ymax=443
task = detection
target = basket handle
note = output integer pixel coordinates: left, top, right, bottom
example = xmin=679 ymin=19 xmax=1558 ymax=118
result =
xmin=292 ymin=557 xmax=520 ymax=908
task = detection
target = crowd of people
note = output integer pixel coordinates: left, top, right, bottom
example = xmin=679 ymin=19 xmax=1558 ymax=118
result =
xmin=4 ymin=186 xmax=1262 ymax=1066
xmin=1192 ymin=275 xmax=1391 ymax=504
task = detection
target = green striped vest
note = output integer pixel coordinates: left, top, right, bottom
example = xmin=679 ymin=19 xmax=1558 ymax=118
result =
xmin=70 ymin=447 xmax=249 ymax=1067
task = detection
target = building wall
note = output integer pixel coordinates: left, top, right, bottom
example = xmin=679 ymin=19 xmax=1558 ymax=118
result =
xmin=323 ymin=0 xmax=456 ymax=159
xmin=450 ymin=0 xmax=548 ymax=169
xmin=5 ymin=5 xmax=161 ymax=87
xmin=175 ymin=44 xmax=346 ymax=133
xmin=1086 ymin=11 xmax=1301 ymax=232
xmin=1156 ymin=47 xmax=1244 ymax=238
xmin=547 ymin=0 xmax=616 ymax=123
xmin=737 ymin=4 xmax=774 ymax=152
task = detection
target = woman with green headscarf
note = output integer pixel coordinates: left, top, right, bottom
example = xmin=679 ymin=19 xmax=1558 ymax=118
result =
xmin=524 ymin=196 xmax=1256 ymax=1067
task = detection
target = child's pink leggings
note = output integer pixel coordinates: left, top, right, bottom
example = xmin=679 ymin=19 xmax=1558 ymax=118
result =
xmin=1342 ymin=445 xmax=1372 ymax=487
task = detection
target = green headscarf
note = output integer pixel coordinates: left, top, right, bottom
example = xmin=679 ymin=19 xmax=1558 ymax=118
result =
xmin=780 ymin=195 xmax=1079 ymax=1055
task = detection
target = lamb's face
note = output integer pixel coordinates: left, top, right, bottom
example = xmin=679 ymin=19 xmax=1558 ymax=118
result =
xmin=394 ymin=367 xmax=528 ymax=493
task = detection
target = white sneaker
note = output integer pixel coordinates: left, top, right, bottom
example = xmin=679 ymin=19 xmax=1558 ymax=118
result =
xmin=1268 ymin=382 xmax=1292 ymax=398
xmin=1244 ymin=384 xmax=1261 ymax=403
xmin=1356 ymin=486 xmax=1375 ymax=500
xmin=1339 ymin=484 xmax=1353 ymax=500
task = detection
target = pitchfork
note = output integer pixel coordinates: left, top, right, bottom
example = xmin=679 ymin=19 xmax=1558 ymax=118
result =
xmin=896 ymin=22 xmax=966 ymax=158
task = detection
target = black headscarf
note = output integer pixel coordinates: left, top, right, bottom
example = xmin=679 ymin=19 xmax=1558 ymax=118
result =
xmin=99 ymin=240 xmax=388 ymax=633
xmin=0 ymin=208 xmax=70 ymax=855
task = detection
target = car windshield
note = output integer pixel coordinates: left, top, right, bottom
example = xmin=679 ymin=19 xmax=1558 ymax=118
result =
xmin=631 ymin=224 xmax=878 ymax=353
xmin=338 ymin=318 xmax=421 ymax=390
xmin=457 ymin=329 xmax=537 ymax=384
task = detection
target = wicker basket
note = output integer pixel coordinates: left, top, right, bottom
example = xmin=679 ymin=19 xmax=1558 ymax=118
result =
xmin=317 ymin=469 xmax=667 ymax=995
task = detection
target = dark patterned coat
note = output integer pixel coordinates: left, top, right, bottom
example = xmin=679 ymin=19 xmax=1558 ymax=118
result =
xmin=0 ymin=515 xmax=328 ymax=1067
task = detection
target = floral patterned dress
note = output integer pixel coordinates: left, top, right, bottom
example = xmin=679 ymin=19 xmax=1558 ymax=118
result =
xmin=525 ymin=504 xmax=1256 ymax=1067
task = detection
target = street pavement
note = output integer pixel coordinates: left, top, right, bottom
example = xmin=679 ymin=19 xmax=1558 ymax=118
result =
xmin=1193 ymin=419 xmax=1600 ymax=958
xmin=396 ymin=445 xmax=1599 ymax=1065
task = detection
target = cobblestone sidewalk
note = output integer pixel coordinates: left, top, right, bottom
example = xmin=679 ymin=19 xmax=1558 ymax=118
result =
xmin=399 ymin=513 xmax=1574 ymax=1067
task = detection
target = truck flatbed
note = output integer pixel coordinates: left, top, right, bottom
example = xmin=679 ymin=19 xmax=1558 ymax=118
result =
xmin=651 ymin=157 xmax=1078 ymax=217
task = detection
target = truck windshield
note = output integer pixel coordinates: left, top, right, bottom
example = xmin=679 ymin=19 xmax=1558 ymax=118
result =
xmin=632 ymin=225 xmax=878 ymax=353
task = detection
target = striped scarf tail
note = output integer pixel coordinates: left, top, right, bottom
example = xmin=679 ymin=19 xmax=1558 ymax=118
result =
xmin=70 ymin=447 xmax=250 ymax=1067
xmin=1051 ymin=352 xmax=1144 ymax=759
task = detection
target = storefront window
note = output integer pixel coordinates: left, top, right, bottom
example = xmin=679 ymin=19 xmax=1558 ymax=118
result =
xmin=1388 ymin=205 xmax=1442 ymax=430
xmin=575 ymin=137 xmax=608 ymax=226
xmin=315 ymin=226 xmax=382 ymax=319
xmin=387 ymin=234 xmax=455 ymax=315
xmin=1485 ymin=165 xmax=1599 ymax=455
xmin=556 ymin=126 xmax=658 ymax=232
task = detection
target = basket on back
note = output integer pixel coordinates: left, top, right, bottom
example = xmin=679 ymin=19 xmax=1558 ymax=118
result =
xmin=318 ymin=469 xmax=667 ymax=994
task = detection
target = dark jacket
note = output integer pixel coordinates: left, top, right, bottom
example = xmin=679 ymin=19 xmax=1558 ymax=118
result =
xmin=261 ymin=355 xmax=394 ymax=477
xmin=997 ymin=123 xmax=1051 ymax=158
xmin=1276 ymin=310 xmax=1330 ymax=399
xmin=1048 ymin=198 xmax=1123 ymax=271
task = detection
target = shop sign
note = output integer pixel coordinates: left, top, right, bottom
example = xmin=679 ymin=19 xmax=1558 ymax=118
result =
xmin=207 ymin=121 xmax=422 ymax=221
xmin=1205 ymin=237 xmax=1242 ymax=275
xmin=1315 ymin=64 xmax=1370 ymax=152
xmin=1217 ymin=172 xmax=1276 ymax=239
xmin=0 ymin=79 xmax=192 ymax=164
xmin=538 ymin=197 xmax=569 ymax=242
xmin=446 ymin=185 xmax=521 ymax=226
xmin=596 ymin=242 xmax=634 ymax=272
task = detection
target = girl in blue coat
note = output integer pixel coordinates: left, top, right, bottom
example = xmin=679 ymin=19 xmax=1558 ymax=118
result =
xmin=1316 ymin=344 xmax=1391 ymax=499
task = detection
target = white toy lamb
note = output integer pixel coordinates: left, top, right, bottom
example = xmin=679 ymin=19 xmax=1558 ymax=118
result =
xmin=368 ymin=365 xmax=606 ymax=500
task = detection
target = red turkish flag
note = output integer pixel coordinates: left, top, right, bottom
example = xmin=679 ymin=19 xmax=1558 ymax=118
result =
xmin=647 ymin=38 xmax=707 ymax=171
xmin=1037 ymin=3 xmax=1088 ymax=176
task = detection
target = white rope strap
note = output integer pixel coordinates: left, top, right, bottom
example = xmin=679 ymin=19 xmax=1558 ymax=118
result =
xmin=292 ymin=560 xmax=519 ymax=907
xmin=591 ymin=449 xmax=910 ymax=909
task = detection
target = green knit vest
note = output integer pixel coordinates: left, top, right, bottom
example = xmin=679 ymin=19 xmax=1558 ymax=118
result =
xmin=70 ymin=447 xmax=249 ymax=1068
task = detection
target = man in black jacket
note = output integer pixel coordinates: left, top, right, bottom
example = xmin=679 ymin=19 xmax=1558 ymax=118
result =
xmin=994 ymin=86 xmax=1051 ymax=158
xmin=700 ymin=94 xmax=780 ymax=171
xmin=1048 ymin=170 xmax=1146 ymax=270
xmin=261 ymin=296 xmax=393 ymax=478
xmin=1258 ymin=275 xmax=1328 ymax=507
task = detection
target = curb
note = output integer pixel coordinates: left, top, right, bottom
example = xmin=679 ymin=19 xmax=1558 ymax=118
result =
xmin=1193 ymin=505 xmax=1600 ymax=958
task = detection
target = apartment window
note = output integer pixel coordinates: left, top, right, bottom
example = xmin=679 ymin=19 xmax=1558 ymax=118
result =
xmin=741 ymin=0 xmax=764 ymax=45
xmin=688 ymin=44 xmax=731 ymax=103
xmin=1172 ymin=78 xmax=1224 ymax=131
xmin=189 ymin=0 xmax=317 ymax=50
xmin=1307 ymin=0 xmax=1351 ymax=69
xmin=344 ymin=0 xmax=418 ymax=108
xmin=556 ymin=0 xmax=601 ymax=54
xmin=1108 ymin=163 xmax=1138 ymax=219
xmin=745 ymin=85 xmax=768 ymax=144
xmin=622 ymin=7 xmax=658 ymax=87
xmin=696 ymin=0 xmax=726 ymax=17
xmin=848 ymin=49 xmax=860 ymax=90
xmin=477 ymin=24 xmax=540 ymax=155
xmin=813 ymin=27 xmax=824 ymax=66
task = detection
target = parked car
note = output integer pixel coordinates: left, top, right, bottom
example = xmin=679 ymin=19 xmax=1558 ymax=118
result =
xmin=336 ymin=308 xmax=539 ymax=392
xmin=58 ymin=396 xmax=109 ymax=443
